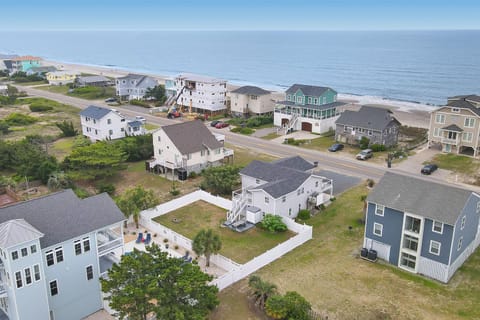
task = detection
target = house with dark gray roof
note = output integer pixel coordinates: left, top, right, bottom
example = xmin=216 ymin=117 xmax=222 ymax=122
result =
xmin=0 ymin=189 xmax=125 ymax=320
xmin=364 ymin=172 xmax=480 ymax=283
xmin=115 ymin=73 xmax=157 ymax=101
xmin=149 ymin=120 xmax=234 ymax=178
xmin=274 ymin=83 xmax=345 ymax=134
xmin=335 ymin=106 xmax=401 ymax=147
xmin=428 ymin=95 xmax=480 ymax=158
xmin=229 ymin=85 xmax=274 ymax=116
xmin=79 ymin=105 xmax=146 ymax=141
xmin=76 ymin=75 xmax=113 ymax=87
xmin=226 ymin=156 xmax=333 ymax=226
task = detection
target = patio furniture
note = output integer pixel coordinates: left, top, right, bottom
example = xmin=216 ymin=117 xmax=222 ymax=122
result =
xmin=135 ymin=232 xmax=143 ymax=244
xmin=144 ymin=233 xmax=151 ymax=245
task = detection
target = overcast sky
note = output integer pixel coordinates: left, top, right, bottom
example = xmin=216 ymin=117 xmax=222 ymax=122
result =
xmin=2 ymin=0 xmax=479 ymax=31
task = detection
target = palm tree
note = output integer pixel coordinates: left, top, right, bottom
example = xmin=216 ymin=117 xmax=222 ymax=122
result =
xmin=192 ymin=229 xmax=222 ymax=267
xmin=248 ymin=275 xmax=278 ymax=310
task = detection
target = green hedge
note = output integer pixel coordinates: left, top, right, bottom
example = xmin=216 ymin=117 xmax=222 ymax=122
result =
xmin=4 ymin=113 xmax=38 ymax=126
xmin=29 ymin=103 xmax=54 ymax=112
xmin=230 ymin=127 xmax=254 ymax=135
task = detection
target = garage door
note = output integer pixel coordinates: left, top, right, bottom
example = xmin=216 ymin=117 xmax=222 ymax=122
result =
xmin=301 ymin=122 xmax=312 ymax=132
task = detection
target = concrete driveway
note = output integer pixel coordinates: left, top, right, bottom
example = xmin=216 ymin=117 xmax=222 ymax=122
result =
xmin=394 ymin=146 xmax=451 ymax=181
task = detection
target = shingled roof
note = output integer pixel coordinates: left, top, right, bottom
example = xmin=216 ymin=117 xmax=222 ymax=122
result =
xmin=240 ymin=157 xmax=320 ymax=198
xmin=446 ymin=99 xmax=480 ymax=116
xmin=335 ymin=106 xmax=401 ymax=131
xmin=162 ymin=120 xmax=223 ymax=155
xmin=80 ymin=105 xmax=116 ymax=120
xmin=231 ymin=86 xmax=270 ymax=96
xmin=286 ymin=84 xmax=335 ymax=97
xmin=0 ymin=219 xmax=44 ymax=249
xmin=0 ymin=190 xmax=125 ymax=248
xmin=367 ymin=172 xmax=475 ymax=225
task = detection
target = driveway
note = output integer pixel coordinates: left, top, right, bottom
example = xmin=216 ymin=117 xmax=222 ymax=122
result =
xmin=317 ymin=170 xmax=362 ymax=195
xmin=394 ymin=146 xmax=451 ymax=181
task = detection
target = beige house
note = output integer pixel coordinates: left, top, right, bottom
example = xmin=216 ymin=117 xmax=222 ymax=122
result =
xmin=428 ymin=95 xmax=480 ymax=157
xmin=148 ymin=120 xmax=234 ymax=179
xmin=229 ymin=86 xmax=274 ymax=117
xmin=46 ymin=70 xmax=79 ymax=85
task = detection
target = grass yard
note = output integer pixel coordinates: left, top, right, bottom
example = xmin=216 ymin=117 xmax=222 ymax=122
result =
xmin=154 ymin=201 xmax=294 ymax=264
xmin=144 ymin=123 xmax=159 ymax=131
xmin=225 ymin=143 xmax=277 ymax=167
xmin=50 ymin=137 xmax=75 ymax=161
xmin=211 ymin=185 xmax=480 ymax=320
xmin=37 ymin=84 xmax=116 ymax=100
xmin=37 ymin=85 xmax=70 ymax=95
xmin=428 ymin=153 xmax=480 ymax=175
xmin=260 ymin=132 xmax=280 ymax=140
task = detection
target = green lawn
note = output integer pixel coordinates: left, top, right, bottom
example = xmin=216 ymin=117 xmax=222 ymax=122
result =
xmin=50 ymin=137 xmax=76 ymax=161
xmin=37 ymin=85 xmax=70 ymax=94
xmin=225 ymin=143 xmax=277 ymax=167
xmin=153 ymin=201 xmax=294 ymax=264
xmin=260 ymin=132 xmax=280 ymax=140
xmin=211 ymin=185 xmax=480 ymax=320
xmin=428 ymin=153 xmax=480 ymax=175
xmin=14 ymin=80 xmax=48 ymax=86
xmin=37 ymin=85 xmax=116 ymax=100
xmin=144 ymin=123 xmax=159 ymax=131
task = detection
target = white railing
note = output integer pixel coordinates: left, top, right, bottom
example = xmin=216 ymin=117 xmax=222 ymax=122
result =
xmin=223 ymin=148 xmax=234 ymax=157
xmin=287 ymin=114 xmax=299 ymax=131
xmin=98 ymin=238 xmax=123 ymax=257
xmin=441 ymin=137 xmax=459 ymax=145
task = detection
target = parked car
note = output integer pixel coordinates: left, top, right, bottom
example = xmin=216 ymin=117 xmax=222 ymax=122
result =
xmin=105 ymin=97 xmax=117 ymax=103
xmin=421 ymin=164 xmax=438 ymax=175
xmin=135 ymin=115 xmax=146 ymax=123
xmin=210 ymin=120 xmax=220 ymax=127
xmin=356 ymin=149 xmax=373 ymax=160
xmin=215 ymin=122 xmax=229 ymax=129
xmin=328 ymin=143 xmax=344 ymax=152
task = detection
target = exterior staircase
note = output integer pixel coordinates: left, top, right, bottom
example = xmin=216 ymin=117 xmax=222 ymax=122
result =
xmin=226 ymin=189 xmax=248 ymax=224
xmin=287 ymin=113 xmax=299 ymax=132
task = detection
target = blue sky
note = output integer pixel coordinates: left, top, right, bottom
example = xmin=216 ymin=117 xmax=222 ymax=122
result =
xmin=2 ymin=0 xmax=480 ymax=31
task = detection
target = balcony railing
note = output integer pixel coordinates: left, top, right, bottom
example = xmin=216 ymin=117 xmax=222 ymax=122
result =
xmin=97 ymin=229 xmax=124 ymax=257
xmin=441 ymin=137 xmax=459 ymax=145
xmin=223 ymin=148 xmax=234 ymax=157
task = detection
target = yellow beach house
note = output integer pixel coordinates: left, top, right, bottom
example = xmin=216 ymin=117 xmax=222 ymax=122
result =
xmin=46 ymin=70 xmax=79 ymax=85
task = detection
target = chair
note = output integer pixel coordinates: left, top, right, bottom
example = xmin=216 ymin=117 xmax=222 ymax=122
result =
xmin=144 ymin=233 xmax=151 ymax=245
xmin=135 ymin=232 xmax=143 ymax=244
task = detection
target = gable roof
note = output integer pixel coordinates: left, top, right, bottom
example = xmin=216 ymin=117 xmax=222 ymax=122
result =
xmin=80 ymin=105 xmax=116 ymax=120
xmin=231 ymin=86 xmax=270 ymax=96
xmin=285 ymin=84 xmax=335 ymax=97
xmin=449 ymin=94 xmax=480 ymax=103
xmin=335 ymin=106 xmax=401 ymax=131
xmin=240 ymin=157 xmax=318 ymax=198
xmin=127 ymin=120 xmax=143 ymax=127
xmin=28 ymin=66 xmax=57 ymax=73
xmin=11 ymin=55 xmax=41 ymax=61
xmin=367 ymin=172 xmax=473 ymax=225
xmin=77 ymin=75 xmax=110 ymax=83
xmin=442 ymin=124 xmax=463 ymax=132
xmin=446 ymin=99 xmax=480 ymax=116
xmin=117 ymin=73 xmax=144 ymax=80
xmin=0 ymin=219 xmax=44 ymax=249
xmin=276 ymin=100 xmax=345 ymax=111
xmin=271 ymin=156 xmax=315 ymax=171
xmin=0 ymin=190 xmax=125 ymax=248
xmin=161 ymin=120 xmax=223 ymax=154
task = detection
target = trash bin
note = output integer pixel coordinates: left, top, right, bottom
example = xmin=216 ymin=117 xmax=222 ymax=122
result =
xmin=387 ymin=160 xmax=392 ymax=168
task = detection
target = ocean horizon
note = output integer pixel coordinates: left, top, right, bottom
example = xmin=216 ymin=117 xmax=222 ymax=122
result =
xmin=1 ymin=30 xmax=479 ymax=105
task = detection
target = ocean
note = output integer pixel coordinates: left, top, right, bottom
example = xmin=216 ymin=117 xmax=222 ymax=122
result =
xmin=1 ymin=30 xmax=479 ymax=105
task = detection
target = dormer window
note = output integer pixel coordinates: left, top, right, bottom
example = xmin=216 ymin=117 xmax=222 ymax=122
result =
xmin=452 ymin=108 xmax=460 ymax=112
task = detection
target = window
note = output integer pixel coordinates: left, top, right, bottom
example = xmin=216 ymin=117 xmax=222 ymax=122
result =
xmin=315 ymin=181 xmax=319 ymax=188
xmin=435 ymin=114 xmax=445 ymax=124
xmin=187 ymin=153 xmax=192 ymax=160
xmin=308 ymin=97 xmax=312 ymax=104
xmin=297 ymin=189 xmax=301 ymax=196
xmin=107 ymin=119 xmax=111 ymax=125
xmin=30 ymin=244 xmax=37 ymax=254
xmin=12 ymin=251 xmax=18 ymax=260
xmin=375 ymin=204 xmax=385 ymax=216
xmin=158 ymin=149 xmax=162 ymax=155
xmin=24 ymin=268 xmax=32 ymax=285
xmin=464 ymin=118 xmax=475 ymax=128
xmin=462 ymin=132 xmax=473 ymax=142
xmin=157 ymin=136 xmax=161 ymax=142
xmin=46 ymin=251 xmax=54 ymax=266
xmin=50 ymin=280 xmax=58 ymax=296
xmin=34 ymin=264 xmax=41 ymax=281
xmin=400 ymin=252 xmax=416 ymax=270
xmin=457 ymin=237 xmax=463 ymax=251
xmin=373 ymin=223 xmax=383 ymax=236
xmin=433 ymin=127 xmax=440 ymax=137
xmin=74 ymin=240 xmax=82 ymax=255
xmin=297 ymin=96 xmax=303 ymax=104
xmin=405 ymin=216 xmax=421 ymax=233
xmin=95 ymin=129 xmax=98 ymax=135
xmin=432 ymin=221 xmax=443 ymax=234
xmin=403 ymin=235 xmax=419 ymax=251
xmin=83 ymin=238 xmax=90 ymax=252
xmin=452 ymin=108 xmax=460 ymax=112
xmin=55 ymin=248 xmax=63 ymax=263
xmin=109 ymin=129 xmax=113 ymax=135
xmin=15 ymin=271 xmax=22 ymax=288
xmin=477 ymin=201 xmax=480 ymax=214
xmin=21 ymin=248 xmax=28 ymax=257
xmin=255 ymin=179 xmax=260 ymax=184
xmin=282 ymin=196 xmax=286 ymax=203
xmin=265 ymin=197 xmax=269 ymax=204
xmin=86 ymin=265 xmax=94 ymax=280
xmin=289 ymin=208 xmax=292 ymax=216
xmin=429 ymin=241 xmax=441 ymax=256
xmin=201 ymin=150 xmax=205 ymax=156
xmin=461 ymin=216 xmax=466 ymax=230
xmin=313 ymin=98 xmax=318 ymax=105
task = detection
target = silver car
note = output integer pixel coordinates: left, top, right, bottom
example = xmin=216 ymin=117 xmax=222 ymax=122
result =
xmin=356 ymin=149 xmax=373 ymax=160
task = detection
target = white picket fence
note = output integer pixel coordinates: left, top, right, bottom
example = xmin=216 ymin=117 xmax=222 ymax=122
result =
xmin=139 ymin=190 xmax=313 ymax=291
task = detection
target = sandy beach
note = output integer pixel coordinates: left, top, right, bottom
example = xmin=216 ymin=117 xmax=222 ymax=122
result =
xmin=42 ymin=59 xmax=434 ymax=129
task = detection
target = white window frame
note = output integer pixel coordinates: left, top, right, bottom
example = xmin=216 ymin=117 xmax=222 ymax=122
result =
xmin=46 ymin=250 xmax=55 ymax=266
xmin=375 ymin=204 xmax=384 ymax=216
xmin=462 ymin=132 xmax=472 ymax=142
xmin=49 ymin=280 xmax=58 ymax=296
xmin=30 ymin=244 xmax=37 ymax=254
xmin=264 ymin=197 xmax=269 ymax=204
xmin=457 ymin=237 xmax=463 ymax=251
xmin=21 ymin=247 xmax=28 ymax=257
xmin=464 ymin=117 xmax=475 ymax=128
xmin=432 ymin=221 xmax=443 ymax=234
xmin=11 ymin=250 xmax=18 ymax=260
xmin=33 ymin=264 xmax=41 ymax=282
xmin=433 ymin=127 xmax=440 ymax=137
xmin=15 ymin=271 xmax=23 ymax=289
xmin=55 ymin=247 xmax=64 ymax=263
xmin=24 ymin=267 xmax=32 ymax=286
xmin=282 ymin=196 xmax=286 ymax=203
xmin=373 ymin=223 xmax=383 ymax=237
xmin=460 ymin=216 xmax=466 ymax=230
xmin=86 ymin=265 xmax=94 ymax=281
xmin=83 ymin=237 xmax=90 ymax=252
xmin=429 ymin=240 xmax=441 ymax=256
xmin=74 ymin=240 xmax=82 ymax=255
xmin=435 ymin=114 xmax=445 ymax=124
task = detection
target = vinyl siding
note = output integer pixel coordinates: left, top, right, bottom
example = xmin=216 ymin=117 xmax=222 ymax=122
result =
xmin=450 ymin=194 xmax=480 ymax=264
xmin=420 ymin=219 xmax=453 ymax=265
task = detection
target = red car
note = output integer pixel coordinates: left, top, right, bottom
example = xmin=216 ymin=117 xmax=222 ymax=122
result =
xmin=215 ymin=122 xmax=229 ymax=129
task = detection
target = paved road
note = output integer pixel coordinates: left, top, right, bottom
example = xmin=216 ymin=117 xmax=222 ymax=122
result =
xmin=17 ymin=84 xmax=478 ymax=191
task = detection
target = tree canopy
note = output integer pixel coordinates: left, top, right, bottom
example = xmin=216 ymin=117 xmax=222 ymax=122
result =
xmin=145 ymin=85 xmax=167 ymax=104
xmin=101 ymin=243 xmax=219 ymax=320
xmin=192 ymin=229 xmax=222 ymax=267
xmin=115 ymin=186 xmax=158 ymax=228
xmin=201 ymin=165 xmax=240 ymax=195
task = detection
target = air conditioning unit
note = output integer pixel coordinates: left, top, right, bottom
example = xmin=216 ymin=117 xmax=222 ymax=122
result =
xmin=360 ymin=247 xmax=368 ymax=258
xmin=368 ymin=249 xmax=377 ymax=261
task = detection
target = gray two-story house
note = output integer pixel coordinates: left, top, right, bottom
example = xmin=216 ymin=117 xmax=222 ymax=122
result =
xmin=364 ymin=172 xmax=480 ymax=283
xmin=0 ymin=190 xmax=125 ymax=320
xmin=115 ymin=73 xmax=157 ymax=101
xmin=335 ymin=106 xmax=401 ymax=147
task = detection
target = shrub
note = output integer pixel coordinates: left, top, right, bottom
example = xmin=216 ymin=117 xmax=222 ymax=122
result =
xmin=366 ymin=179 xmax=375 ymax=188
xmin=359 ymin=136 xmax=370 ymax=149
xmin=188 ymin=171 xmax=197 ymax=179
xmin=370 ymin=144 xmax=386 ymax=152
xmin=230 ymin=127 xmax=254 ymax=135
xmin=163 ymin=238 xmax=169 ymax=243
xmin=297 ymin=209 xmax=310 ymax=220
xmin=72 ymin=186 xmax=91 ymax=199
xmin=97 ymin=182 xmax=116 ymax=195
xmin=29 ymin=103 xmax=53 ymax=112
xmin=0 ymin=121 xmax=9 ymax=134
xmin=130 ymin=99 xmax=150 ymax=107
xmin=56 ymin=120 xmax=78 ymax=137
xmin=4 ymin=113 xmax=38 ymax=126
xmin=261 ymin=214 xmax=287 ymax=233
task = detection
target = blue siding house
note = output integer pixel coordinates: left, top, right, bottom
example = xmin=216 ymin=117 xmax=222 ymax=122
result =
xmin=364 ymin=172 xmax=480 ymax=283
xmin=0 ymin=190 xmax=125 ymax=320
